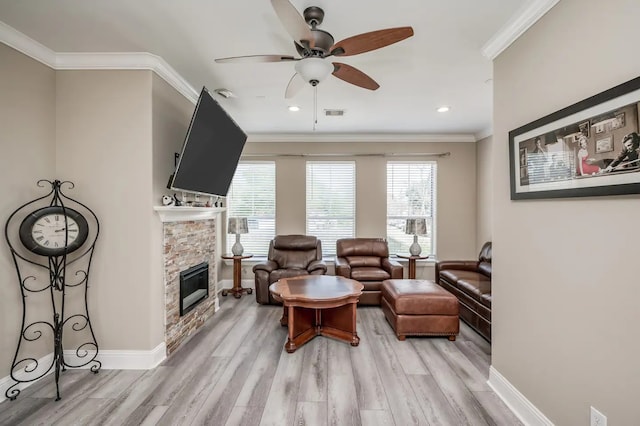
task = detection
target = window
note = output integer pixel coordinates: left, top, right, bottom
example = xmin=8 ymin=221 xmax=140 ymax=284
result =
xmin=386 ymin=161 xmax=437 ymax=255
xmin=306 ymin=162 xmax=355 ymax=256
xmin=226 ymin=162 xmax=275 ymax=256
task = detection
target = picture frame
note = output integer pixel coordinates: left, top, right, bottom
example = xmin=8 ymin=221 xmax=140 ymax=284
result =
xmin=595 ymin=136 xmax=613 ymax=154
xmin=579 ymin=120 xmax=590 ymax=138
xmin=509 ymin=76 xmax=640 ymax=200
xmin=612 ymin=112 xmax=625 ymax=129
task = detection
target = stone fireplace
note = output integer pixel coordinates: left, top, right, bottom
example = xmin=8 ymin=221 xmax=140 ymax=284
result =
xmin=155 ymin=207 xmax=223 ymax=355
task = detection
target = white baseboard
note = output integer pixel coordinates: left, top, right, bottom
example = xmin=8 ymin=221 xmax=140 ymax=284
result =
xmin=0 ymin=353 xmax=55 ymax=403
xmin=219 ymin=279 xmax=233 ymax=290
xmin=0 ymin=342 xmax=166 ymax=403
xmin=64 ymin=341 xmax=166 ymax=370
xmin=218 ymin=279 xmax=254 ymax=291
xmin=488 ymin=366 xmax=554 ymax=426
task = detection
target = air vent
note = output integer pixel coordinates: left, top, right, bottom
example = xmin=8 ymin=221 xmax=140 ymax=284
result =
xmin=324 ymin=109 xmax=345 ymax=117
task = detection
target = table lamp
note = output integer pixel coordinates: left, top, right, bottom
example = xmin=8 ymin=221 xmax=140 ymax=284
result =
xmin=228 ymin=217 xmax=249 ymax=256
xmin=405 ymin=218 xmax=428 ymax=256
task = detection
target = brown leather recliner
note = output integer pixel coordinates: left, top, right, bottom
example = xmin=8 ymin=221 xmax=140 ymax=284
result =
xmin=435 ymin=242 xmax=492 ymax=342
xmin=334 ymin=238 xmax=403 ymax=305
xmin=253 ymin=235 xmax=327 ymax=305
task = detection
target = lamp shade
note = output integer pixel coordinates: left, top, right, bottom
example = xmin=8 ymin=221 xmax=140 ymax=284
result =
xmin=227 ymin=217 xmax=248 ymax=234
xmin=295 ymin=57 xmax=333 ymax=84
xmin=405 ymin=218 xmax=427 ymax=236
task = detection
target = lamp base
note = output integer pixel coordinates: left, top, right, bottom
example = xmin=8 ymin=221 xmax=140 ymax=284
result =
xmin=231 ymin=234 xmax=244 ymax=256
xmin=409 ymin=234 xmax=422 ymax=256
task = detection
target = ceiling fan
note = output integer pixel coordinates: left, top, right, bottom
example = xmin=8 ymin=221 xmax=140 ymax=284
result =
xmin=214 ymin=0 xmax=414 ymax=98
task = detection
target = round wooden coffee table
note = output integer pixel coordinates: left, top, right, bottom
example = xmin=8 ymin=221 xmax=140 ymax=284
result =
xmin=269 ymin=275 xmax=364 ymax=353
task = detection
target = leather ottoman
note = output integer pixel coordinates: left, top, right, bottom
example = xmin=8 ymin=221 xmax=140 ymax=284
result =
xmin=381 ymin=279 xmax=459 ymax=341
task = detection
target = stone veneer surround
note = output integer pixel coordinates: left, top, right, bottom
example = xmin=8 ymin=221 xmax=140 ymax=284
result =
xmin=156 ymin=207 xmax=223 ymax=355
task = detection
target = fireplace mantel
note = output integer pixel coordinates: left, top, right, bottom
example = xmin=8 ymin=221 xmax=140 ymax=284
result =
xmin=154 ymin=206 xmax=225 ymax=222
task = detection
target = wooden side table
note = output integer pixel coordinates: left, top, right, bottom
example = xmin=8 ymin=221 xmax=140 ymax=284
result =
xmin=221 ymin=254 xmax=253 ymax=298
xmin=396 ymin=254 xmax=430 ymax=279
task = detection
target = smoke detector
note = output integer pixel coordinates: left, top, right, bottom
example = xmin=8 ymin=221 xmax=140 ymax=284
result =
xmin=214 ymin=88 xmax=236 ymax=99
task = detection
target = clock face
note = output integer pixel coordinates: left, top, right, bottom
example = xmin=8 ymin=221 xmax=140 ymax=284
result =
xmin=31 ymin=214 xmax=81 ymax=249
xmin=19 ymin=206 xmax=89 ymax=256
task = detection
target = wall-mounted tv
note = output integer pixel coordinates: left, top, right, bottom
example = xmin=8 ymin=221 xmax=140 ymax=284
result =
xmin=169 ymin=87 xmax=247 ymax=197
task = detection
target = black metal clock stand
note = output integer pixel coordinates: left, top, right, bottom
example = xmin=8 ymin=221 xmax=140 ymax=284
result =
xmin=4 ymin=180 xmax=101 ymax=401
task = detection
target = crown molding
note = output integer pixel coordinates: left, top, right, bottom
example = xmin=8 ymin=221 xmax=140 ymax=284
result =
xmin=0 ymin=21 xmax=198 ymax=104
xmin=475 ymin=126 xmax=493 ymax=141
xmin=55 ymin=52 xmax=199 ymax=103
xmin=482 ymin=0 xmax=560 ymax=60
xmin=0 ymin=20 xmax=56 ymax=66
xmin=246 ymin=133 xmax=477 ymax=143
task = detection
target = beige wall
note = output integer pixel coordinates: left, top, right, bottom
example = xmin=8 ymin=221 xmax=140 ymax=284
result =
xmin=476 ymin=135 xmax=492 ymax=249
xmin=221 ymin=140 xmax=478 ymax=281
xmin=492 ymin=0 xmax=640 ymax=424
xmin=0 ymin=44 xmax=56 ymax=378
xmin=55 ymin=70 xmax=159 ymax=349
xmin=0 ymin=54 xmax=198 ymax=383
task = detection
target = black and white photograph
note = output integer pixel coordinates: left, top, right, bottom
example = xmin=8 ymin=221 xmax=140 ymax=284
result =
xmin=510 ymin=76 xmax=640 ymax=199
xmin=595 ymin=136 xmax=613 ymax=154
xmin=612 ymin=112 xmax=626 ymax=129
xmin=579 ymin=120 xmax=590 ymax=138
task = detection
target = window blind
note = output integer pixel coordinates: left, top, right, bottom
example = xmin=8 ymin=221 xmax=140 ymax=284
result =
xmin=386 ymin=161 xmax=437 ymax=255
xmin=226 ymin=162 xmax=276 ymax=256
xmin=306 ymin=161 xmax=355 ymax=256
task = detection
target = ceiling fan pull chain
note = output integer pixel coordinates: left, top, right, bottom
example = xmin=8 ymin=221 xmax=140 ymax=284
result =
xmin=313 ymin=85 xmax=318 ymax=131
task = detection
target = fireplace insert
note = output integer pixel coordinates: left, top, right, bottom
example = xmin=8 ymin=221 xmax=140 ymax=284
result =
xmin=180 ymin=262 xmax=209 ymax=316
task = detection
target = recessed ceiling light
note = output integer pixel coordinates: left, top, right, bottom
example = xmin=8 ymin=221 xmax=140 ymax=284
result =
xmin=437 ymin=106 xmax=450 ymax=113
xmin=288 ymin=105 xmax=300 ymax=112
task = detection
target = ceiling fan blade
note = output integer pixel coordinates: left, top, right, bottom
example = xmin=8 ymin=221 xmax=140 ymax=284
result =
xmin=330 ymin=27 xmax=414 ymax=57
xmin=270 ymin=0 xmax=314 ymax=48
xmin=215 ymin=54 xmax=298 ymax=63
xmin=285 ymin=73 xmax=306 ymax=98
xmin=332 ymin=63 xmax=379 ymax=90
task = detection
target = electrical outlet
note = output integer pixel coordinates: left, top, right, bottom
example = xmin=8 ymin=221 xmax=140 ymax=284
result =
xmin=590 ymin=406 xmax=607 ymax=426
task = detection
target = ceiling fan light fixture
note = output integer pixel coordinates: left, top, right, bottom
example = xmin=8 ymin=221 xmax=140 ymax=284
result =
xmin=295 ymin=57 xmax=333 ymax=86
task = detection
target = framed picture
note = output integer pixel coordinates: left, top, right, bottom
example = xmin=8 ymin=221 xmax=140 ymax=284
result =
xmin=509 ymin=76 xmax=640 ymax=200
xmin=612 ymin=112 xmax=625 ymax=129
xmin=579 ymin=120 xmax=590 ymax=138
xmin=595 ymin=136 xmax=613 ymax=153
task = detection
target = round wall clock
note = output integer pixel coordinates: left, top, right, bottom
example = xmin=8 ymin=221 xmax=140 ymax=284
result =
xmin=19 ymin=206 xmax=89 ymax=256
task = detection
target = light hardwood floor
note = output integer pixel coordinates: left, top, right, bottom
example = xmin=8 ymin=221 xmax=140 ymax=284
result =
xmin=0 ymin=290 xmax=521 ymax=426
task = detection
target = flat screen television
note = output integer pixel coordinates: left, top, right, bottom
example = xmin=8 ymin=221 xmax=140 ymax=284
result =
xmin=169 ymin=87 xmax=247 ymax=197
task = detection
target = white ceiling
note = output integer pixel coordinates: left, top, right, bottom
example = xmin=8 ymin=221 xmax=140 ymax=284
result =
xmin=0 ymin=0 xmax=548 ymax=139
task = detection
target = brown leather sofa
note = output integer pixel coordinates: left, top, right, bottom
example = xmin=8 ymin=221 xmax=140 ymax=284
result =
xmin=435 ymin=242 xmax=492 ymax=341
xmin=253 ymin=235 xmax=327 ymax=305
xmin=334 ymin=238 xmax=403 ymax=305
